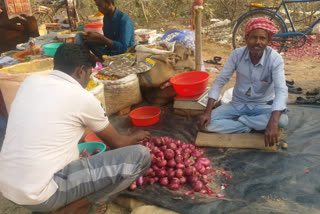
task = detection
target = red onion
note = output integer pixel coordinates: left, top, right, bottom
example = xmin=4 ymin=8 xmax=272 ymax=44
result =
xmin=179 ymin=176 xmax=187 ymax=184
xmin=169 ymin=183 xmax=180 ymax=190
xmin=152 ymin=147 xmax=160 ymax=154
xmin=168 ymin=142 xmax=177 ymax=150
xmin=174 ymin=140 xmax=182 ymax=147
xmin=195 ymin=162 xmax=205 ymax=174
xmin=171 ymin=177 xmax=180 ymax=184
xmin=164 ymin=149 xmax=175 ymax=160
xmin=167 ymin=159 xmax=176 ymax=168
xmin=201 ymin=175 xmax=210 ymax=184
xmin=191 ymin=150 xmax=203 ymax=158
xmin=154 ymin=177 xmax=159 ymax=182
xmin=197 ymin=158 xmax=211 ymax=167
xmin=152 ymin=165 xmax=159 ymax=171
xmin=136 ymin=176 xmax=144 ymax=186
xmin=129 ymin=182 xmax=137 ymax=190
xmin=192 ymin=181 xmax=204 ymax=192
xmin=175 ymin=155 xmax=183 ymax=163
xmin=181 ymin=144 xmax=189 ymax=149
xmin=175 ymin=169 xmax=184 ymax=178
xmin=159 ymin=145 xmax=167 ymax=152
xmin=159 ymin=177 xmax=169 ymax=186
xmin=188 ymin=175 xmax=199 ymax=184
xmin=168 ymin=170 xmax=175 ymax=179
xmin=144 ymin=168 xmax=153 ymax=176
xmin=143 ymin=177 xmax=150 ymax=185
xmin=156 ymin=168 xmax=167 ymax=177
xmin=189 ymin=144 xmax=196 ymax=150
xmin=151 ymin=154 xmax=156 ymax=163
xmin=183 ymin=148 xmax=192 ymax=154
xmin=176 ymin=163 xmax=185 ymax=169
xmin=156 ymin=159 xmax=167 ymax=168
xmin=149 ymin=178 xmax=156 ymax=184
xmin=156 ymin=151 xmax=164 ymax=159
xmin=153 ymin=137 xmax=162 ymax=146
xmin=184 ymin=167 xmax=195 ymax=176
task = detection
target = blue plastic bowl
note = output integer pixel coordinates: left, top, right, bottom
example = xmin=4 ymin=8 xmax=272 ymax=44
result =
xmin=78 ymin=142 xmax=106 ymax=155
xmin=42 ymin=42 xmax=63 ymax=56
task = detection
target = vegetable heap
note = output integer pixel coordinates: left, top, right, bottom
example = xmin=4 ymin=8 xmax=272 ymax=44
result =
xmin=129 ymin=137 xmax=230 ymax=198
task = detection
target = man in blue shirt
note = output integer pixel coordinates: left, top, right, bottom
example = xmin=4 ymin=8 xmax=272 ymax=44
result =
xmin=197 ymin=17 xmax=288 ymax=147
xmin=75 ymin=0 xmax=134 ymax=58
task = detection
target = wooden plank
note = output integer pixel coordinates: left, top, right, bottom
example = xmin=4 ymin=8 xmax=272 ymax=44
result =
xmin=195 ymin=132 xmax=278 ymax=151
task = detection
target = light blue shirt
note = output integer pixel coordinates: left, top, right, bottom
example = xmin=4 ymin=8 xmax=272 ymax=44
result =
xmin=208 ymin=46 xmax=288 ymax=111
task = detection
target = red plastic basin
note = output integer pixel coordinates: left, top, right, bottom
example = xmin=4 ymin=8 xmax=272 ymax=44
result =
xmin=170 ymin=71 xmax=209 ymax=96
xmin=129 ymin=106 xmax=161 ymax=126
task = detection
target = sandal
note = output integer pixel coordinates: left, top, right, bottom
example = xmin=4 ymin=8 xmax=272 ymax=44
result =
xmin=306 ymin=88 xmax=320 ymax=96
xmin=288 ymin=86 xmax=303 ymax=94
xmin=286 ymin=80 xmax=294 ymax=86
xmin=295 ymin=96 xmax=320 ymax=104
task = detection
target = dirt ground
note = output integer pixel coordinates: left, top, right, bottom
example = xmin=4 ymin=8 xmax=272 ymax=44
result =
xmin=0 ymin=36 xmax=319 ymax=214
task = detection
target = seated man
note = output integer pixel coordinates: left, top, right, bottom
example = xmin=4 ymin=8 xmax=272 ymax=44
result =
xmin=75 ymin=0 xmax=134 ymax=59
xmin=0 ymin=0 xmax=39 ymax=53
xmin=0 ymin=44 xmax=151 ymax=213
xmin=198 ymin=17 xmax=288 ymax=147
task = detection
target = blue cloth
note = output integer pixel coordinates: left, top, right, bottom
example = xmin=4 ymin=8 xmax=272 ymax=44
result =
xmin=204 ymin=103 xmax=288 ymax=133
xmin=75 ymin=8 xmax=134 ymax=58
xmin=208 ymin=46 xmax=288 ymax=112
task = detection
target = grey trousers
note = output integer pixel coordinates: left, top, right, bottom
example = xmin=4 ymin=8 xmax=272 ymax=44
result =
xmin=24 ymin=145 xmax=151 ymax=212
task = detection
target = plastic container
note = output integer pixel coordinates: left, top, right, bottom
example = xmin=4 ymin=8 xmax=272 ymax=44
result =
xmin=84 ymin=131 xmax=104 ymax=144
xmin=42 ymin=42 xmax=63 ymax=56
xmin=78 ymin=142 xmax=106 ymax=155
xmin=170 ymin=71 xmax=209 ymax=96
xmin=129 ymin=106 xmax=161 ymax=126
xmin=84 ymin=24 xmax=103 ymax=35
xmin=88 ymin=13 xmax=104 ymax=24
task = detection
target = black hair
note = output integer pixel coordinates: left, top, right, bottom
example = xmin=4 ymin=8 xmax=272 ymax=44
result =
xmin=104 ymin=0 xmax=114 ymax=5
xmin=53 ymin=43 xmax=96 ymax=75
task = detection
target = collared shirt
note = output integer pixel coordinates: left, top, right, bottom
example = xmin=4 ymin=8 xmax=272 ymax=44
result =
xmin=0 ymin=70 xmax=109 ymax=205
xmin=208 ymin=46 xmax=288 ymax=111
xmin=103 ymin=8 xmax=134 ymax=55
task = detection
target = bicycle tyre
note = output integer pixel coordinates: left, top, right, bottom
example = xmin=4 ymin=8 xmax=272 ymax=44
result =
xmin=232 ymin=9 xmax=286 ymax=53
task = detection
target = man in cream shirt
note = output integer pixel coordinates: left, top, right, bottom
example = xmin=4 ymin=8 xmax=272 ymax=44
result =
xmin=0 ymin=44 xmax=151 ymax=213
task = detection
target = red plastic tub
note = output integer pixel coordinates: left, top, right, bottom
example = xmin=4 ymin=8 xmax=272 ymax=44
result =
xmin=129 ymin=106 xmax=161 ymax=126
xmin=170 ymin=71 xmax=209 ymax=96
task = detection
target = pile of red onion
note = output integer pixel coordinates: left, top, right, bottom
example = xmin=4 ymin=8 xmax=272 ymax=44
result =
xmin=128 ymin=136 xmax=230 ymax=198
xmin=272 ymin=35 xmax=320 ymax=59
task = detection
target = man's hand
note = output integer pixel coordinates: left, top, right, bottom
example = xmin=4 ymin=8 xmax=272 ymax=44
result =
xmin=197 ymin=98 xmax=216 ymax=130
xmin=84 ymin=32 xmax=105 ymax=43
xmin=264 ymin=111 xmax=282 ymax=147
xmin=197 ymin=112 xmax=211 ymax=130
xmin=131 ymin=130 xmax=151 ymax=142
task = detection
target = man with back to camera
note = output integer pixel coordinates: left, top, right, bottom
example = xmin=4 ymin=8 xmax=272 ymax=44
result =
xmin=0 ymin=44 xmax=151 ymax=213
xmin=198 ymin=17 xmax=288 ymax=147
xmin=75 ymin=0 xmax=134 ymax=59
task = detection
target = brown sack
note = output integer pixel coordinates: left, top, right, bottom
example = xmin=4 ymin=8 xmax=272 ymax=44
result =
xmin=138 ymin=44 xmax=196 ymax=88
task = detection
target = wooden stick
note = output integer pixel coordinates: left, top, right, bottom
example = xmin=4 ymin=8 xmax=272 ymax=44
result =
xmin=195 ymin=6 xmax=203 ymax=71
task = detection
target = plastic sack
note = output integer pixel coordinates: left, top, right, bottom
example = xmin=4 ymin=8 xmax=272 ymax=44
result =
xmin=221 ymin=87 xmax=233 ymax=105
xmin=161 ymin=30 xmax=196 ymax=49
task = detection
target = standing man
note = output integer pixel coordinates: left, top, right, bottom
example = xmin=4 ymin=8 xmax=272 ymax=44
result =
xmin=198 ymin=18 xmax=288 ymax=147
xmin=75 ymin=0 xmax=134 ymax=58
xmin=0 ymin=44 xmax=151 ymax=213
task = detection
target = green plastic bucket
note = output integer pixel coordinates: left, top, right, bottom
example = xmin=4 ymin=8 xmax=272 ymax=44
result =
xmin=78 ymin=142 xmax=106 ymax=155
xmin=42 ymin=42 xmax=63 ymax=56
